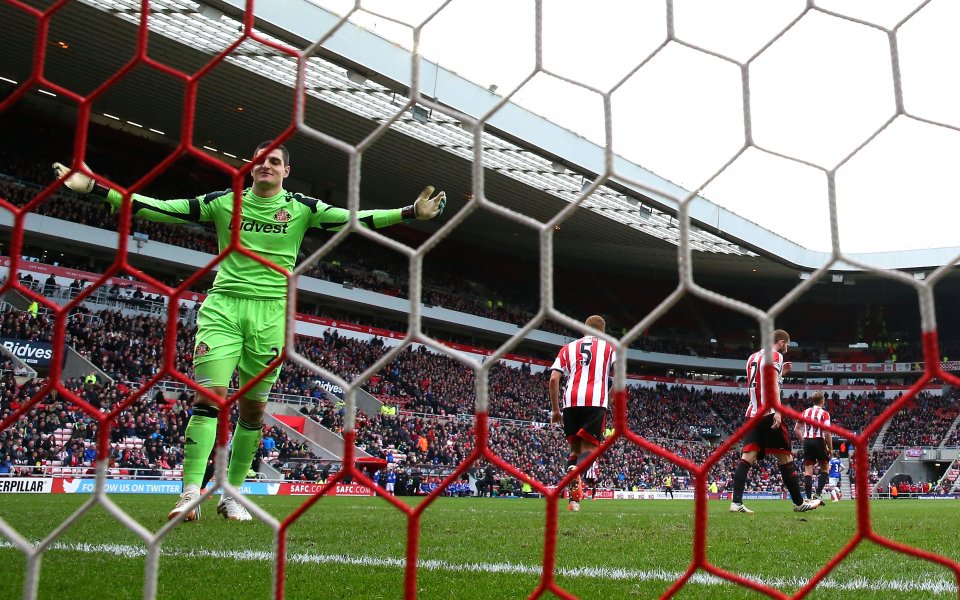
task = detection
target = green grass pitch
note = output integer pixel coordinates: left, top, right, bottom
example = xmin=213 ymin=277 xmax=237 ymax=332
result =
xmin=1 ymin=495 xmax=957 ymax=599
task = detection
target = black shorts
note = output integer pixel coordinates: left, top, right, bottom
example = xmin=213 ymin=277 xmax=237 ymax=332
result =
xmin=562 ymin=406 xmax=606 ymax=446
xmin=803 ymin=438 xmax=829 ymax=465
xmin=742 ymin=413 xmax=791 ymax=459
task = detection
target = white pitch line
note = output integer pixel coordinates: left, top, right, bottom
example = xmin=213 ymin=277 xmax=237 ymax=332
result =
xmin=1 ymin=541 xmax=957 ymax=595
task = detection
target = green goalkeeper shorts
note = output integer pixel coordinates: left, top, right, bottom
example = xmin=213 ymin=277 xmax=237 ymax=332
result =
xmin=192 ymin=293 xmax=286 ymax=402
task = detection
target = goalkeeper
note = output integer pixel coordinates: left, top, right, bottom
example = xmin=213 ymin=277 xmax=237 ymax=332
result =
xmin=53 ymin=142 xmax=446 ymax=522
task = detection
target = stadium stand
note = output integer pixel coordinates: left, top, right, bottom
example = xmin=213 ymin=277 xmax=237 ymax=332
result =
xmin=1 ymin=116 xmax=957 ymax=499
xmin=880 ymin=391 xmax=960 ymax=448
xmin=944 ymin=428 xmax=960 ymax=448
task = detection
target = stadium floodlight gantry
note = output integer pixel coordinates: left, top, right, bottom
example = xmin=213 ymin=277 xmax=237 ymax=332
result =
xmin=1 ymin=1 xmax=960 ymax=599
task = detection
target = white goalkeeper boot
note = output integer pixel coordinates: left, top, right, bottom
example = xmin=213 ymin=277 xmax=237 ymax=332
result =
xmin=168 ymin=484 xmax=202 ymax=522
xmin=794 ymin=497 xmax=823 ymax=512
xmin=217 ymin=495 xmax=253 ymax=521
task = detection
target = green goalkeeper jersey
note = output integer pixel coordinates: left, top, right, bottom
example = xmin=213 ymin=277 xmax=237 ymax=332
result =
xmin=103 ymin=187 xmax=404 ymax=299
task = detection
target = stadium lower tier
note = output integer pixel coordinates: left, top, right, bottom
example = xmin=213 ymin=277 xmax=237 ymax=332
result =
xmin=1 ymin=356 xmax=949 ymax=498
xmin=1 ymin=288 xmax=958 ymax=497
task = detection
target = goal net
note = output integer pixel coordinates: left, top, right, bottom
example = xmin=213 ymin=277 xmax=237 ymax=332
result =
xmin=1 ymin=1 xmax=959 ymax=599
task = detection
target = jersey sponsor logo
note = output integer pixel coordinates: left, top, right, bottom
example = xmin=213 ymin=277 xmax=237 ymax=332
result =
xmin=195 ymin=342 xmax=209 ymax=357
xmin=233 ymin=219 xmax=290 ymax=234
xmin=273 ymin=208 xmax=291 ymax=223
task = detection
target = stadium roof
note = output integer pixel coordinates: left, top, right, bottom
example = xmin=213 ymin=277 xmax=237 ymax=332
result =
xmin=3 ymin=0 xmax=958 ymax=275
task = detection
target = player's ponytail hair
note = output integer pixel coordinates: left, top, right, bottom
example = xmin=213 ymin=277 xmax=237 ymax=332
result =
xmin=584 ymin=315 xmax=606 ymax=333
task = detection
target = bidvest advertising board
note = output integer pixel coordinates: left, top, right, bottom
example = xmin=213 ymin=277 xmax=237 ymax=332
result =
xmin=0 ymin=338 xmax=57 ymax=368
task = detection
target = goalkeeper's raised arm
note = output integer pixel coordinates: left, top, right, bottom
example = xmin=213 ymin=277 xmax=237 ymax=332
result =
xmin=52 ymin=161 xmax=213 ymax=225
xmin=52 ymin=143 xmax=446 ymax=298
xmin=306 ymin=184 xmax=446 ymax=232
xmin=53 ymin=148 xmax=445 ymax=230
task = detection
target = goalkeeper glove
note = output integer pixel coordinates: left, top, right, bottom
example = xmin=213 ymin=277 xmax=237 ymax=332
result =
xmin=52 ymin=162 xmax=96 ymax=194
xmin=412 ymin=186 xmax=446 ymax=220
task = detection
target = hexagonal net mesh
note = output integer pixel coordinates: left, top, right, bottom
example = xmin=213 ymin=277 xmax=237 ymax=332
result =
xmin=1 ymin=1 xmax=960 ymax=599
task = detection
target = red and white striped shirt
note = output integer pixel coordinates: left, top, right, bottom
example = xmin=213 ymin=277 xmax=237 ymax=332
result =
xmin=745 ymin=348 xmax=783 ymax=418
xmin=550 ymin=336 xmax=616 ymax=409
xmin=800 ymin=406 xmax=831 ymax=439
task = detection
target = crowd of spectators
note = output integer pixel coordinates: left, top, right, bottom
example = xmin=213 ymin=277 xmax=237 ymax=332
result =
xmin=260 ymin=425 xmax=315 ymax=476
xmin=4 ymin=288 xmax=959 ymax=493
xmin=0 ymin=303 xmax=331 ymax=476
xmin=0 ymin=372 xmax=190 ymax=476
xmin=944 ymin=427 xmax=960 ymax=448
xmin=4 ymin=278 xmax=960 ymax=504
xmin=822 ymin=391 xmax=893 ymax=439
xmin=881 ymin=391 xmax=960 ymax=447
xmin=870 ymin=449 xmax=901 ymax=482
xmin=626 ymin=385 xmax=729 ymax=441
xmin=698 ymin=386 xmax=948 ymax=449
xmin=346 ymin=406 xmax=728 ymax=493
xmin=294 ymin=386 xmax=937 ymax=498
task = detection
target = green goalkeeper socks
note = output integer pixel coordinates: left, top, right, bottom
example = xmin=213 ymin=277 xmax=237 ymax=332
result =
xmin=227 ymin=419 xmax=263 ymax=488
xmin=182 ymin=404 xmax=219 ymax=488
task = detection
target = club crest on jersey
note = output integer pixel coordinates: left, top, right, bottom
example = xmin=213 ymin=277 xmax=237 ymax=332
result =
xmin=274 ymin=208 xmax=292 ymax=223
xmin=195 ymin=342 xmax=209 ymax=357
